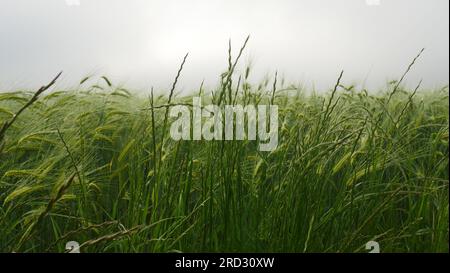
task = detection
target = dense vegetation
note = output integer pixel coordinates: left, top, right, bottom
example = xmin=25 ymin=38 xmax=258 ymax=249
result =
xmin=0 ymin=48 xmax=448 ymax=252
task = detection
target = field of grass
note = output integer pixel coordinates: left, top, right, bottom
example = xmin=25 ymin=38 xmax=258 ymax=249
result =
xmin=0 ymin=50 xmax=448 ymax=253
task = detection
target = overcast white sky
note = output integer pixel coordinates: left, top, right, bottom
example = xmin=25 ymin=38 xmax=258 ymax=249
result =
xmin=0 ymin=0 xmax=448 ymax=93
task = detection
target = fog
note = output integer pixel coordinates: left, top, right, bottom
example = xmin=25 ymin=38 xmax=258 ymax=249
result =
xmin=0 ymin=0 xmax=448 ymax=93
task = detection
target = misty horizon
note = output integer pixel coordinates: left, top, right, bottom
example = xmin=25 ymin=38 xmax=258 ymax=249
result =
xmin=0 ymin=0 xmax=448 ymax=93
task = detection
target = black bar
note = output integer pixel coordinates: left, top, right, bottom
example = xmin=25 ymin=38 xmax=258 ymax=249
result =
xmin=1 ymin=253 xmax=447 ymax=272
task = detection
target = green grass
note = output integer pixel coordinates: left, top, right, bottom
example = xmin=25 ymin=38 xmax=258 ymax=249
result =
xmin=0 ymin=58 xmax=448 ymax=252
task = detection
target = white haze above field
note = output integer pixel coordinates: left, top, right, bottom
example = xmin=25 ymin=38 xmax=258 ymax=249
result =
xmin=0 ymin=0 xmax=448 ymax=93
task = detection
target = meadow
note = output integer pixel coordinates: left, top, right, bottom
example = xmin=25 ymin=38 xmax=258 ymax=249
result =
xmin=0 ymin=47 xmax=448 ymax=253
